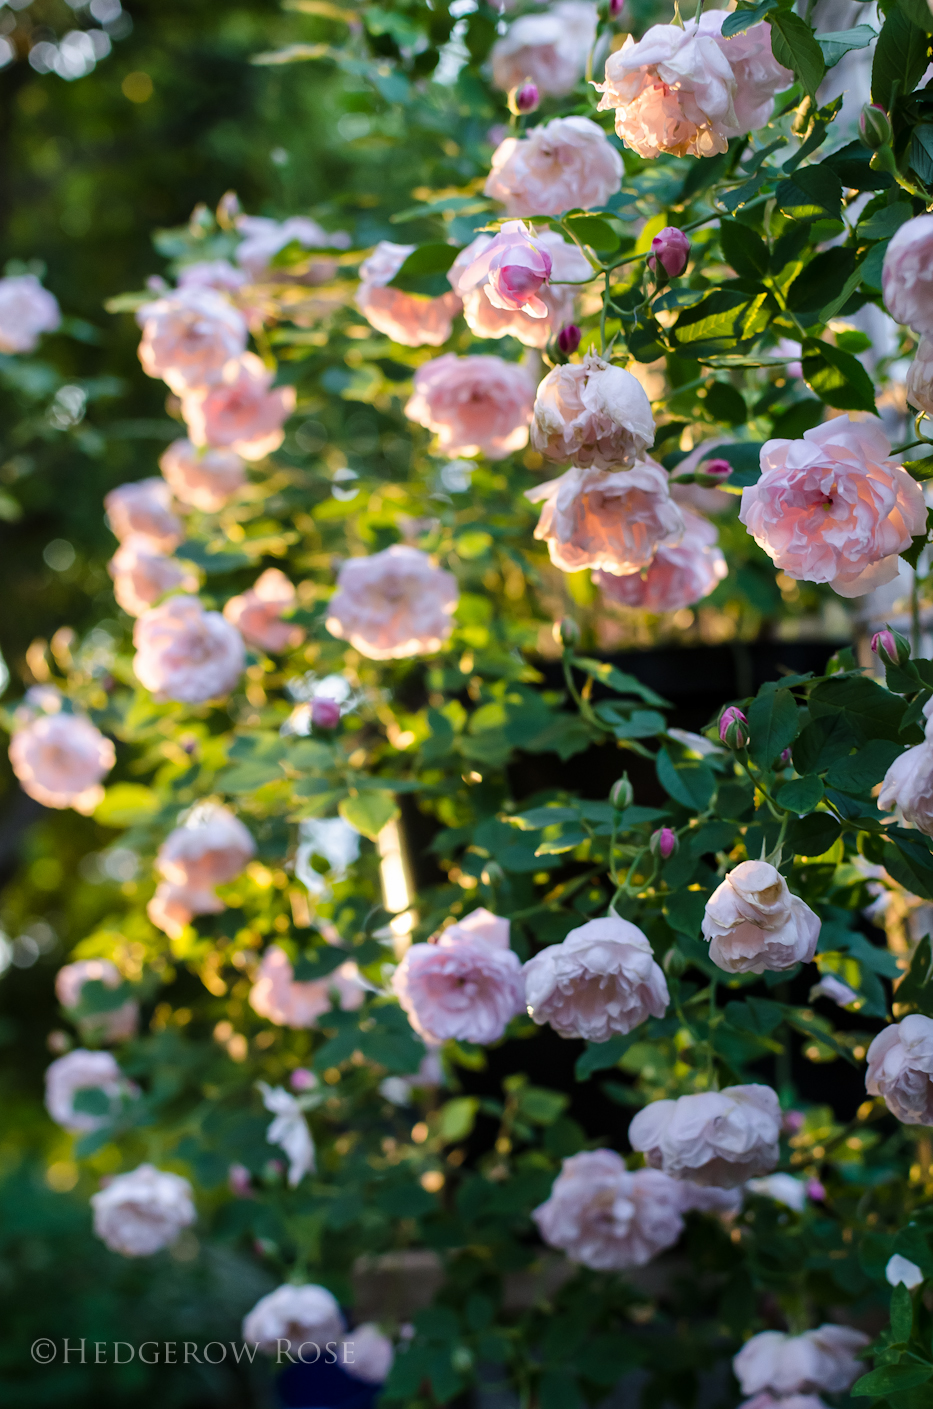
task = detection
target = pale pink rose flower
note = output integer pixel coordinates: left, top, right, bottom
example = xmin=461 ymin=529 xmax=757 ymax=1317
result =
xmin=878 ymin=741 xmax=933 ymax=835
xmin=491 ymin=1 xmax=598 ymax=98
xmin=176 ymin=260 xmax=249 ymax=294
xmin=242 ymin=1284 xmax=345 ymax=1355
xmin=45 ymin=1049 xmax=124 ymax=1132
xmin=10 ymin=712 xmax=115 ymax=813
xmin=485 ymin=116 xmax=624 ymax=218
xmin=456 ymin=221 xmax=553 ymax=318
xmin=181 ymin=352 xmax=296 ymax=461
xmin=159 ymin=438 xmax=247 ymax=512
xmin=355 ymin=241 xmax=460 ymax=349
xmin=734 ymin=1326 xmax=869 ymax=1397
xmin=91 ymin=1164 xmax=196 ymax=1257
xmin=236 ymin=214 xmax=350 ymax=283
xmin=628 ymin=1084 xmax=781 ymax=1187
xmin=809 ymin=973 xmax=860 ymax=1008
xmin=223 ymin=567 xmax=305 ymax=653
xmin=527 ymin=461 xmax=684 ymax=575
xmin=405 ymin=353 xmax=535 ymax=460
xmin=882 ymin=214 xmax=933 ymax=336
xmin=716 ymin=18 xmax=793 ymax=132
xmin=533 ymin=1149 xmax=685 ymax=1269
xmin=108 ymin=535 xmax=196 ymax=618
xmin=0 ymin=273 xmax=61 ymax=353
xmin=866 ymin=1014 xmax=933 ymax=1124
xmin=326 ymin=546 xmax=459 ymax=660
xmin=595 ymin=507 xmax=727 ymax=611
xmin=450 ymin=229 xmax=592 ymax=348
xmin=701 ymin=860 xmax=820 ymax=975
xmin=55 ymin=959 xmax=139 ymax=1043
xmin=249 ymin=945 xmax=365 ymax=1028
xmin=133 ymin=594 xmax=245 ymax=702
xmin=676 ymin=1181 xmax=743 ymax=1215
xmin=906 ymin=336 xmax=933 ymax=415
xmin=342 ymin=1325 xmax=395 ymax=1384
xmin=137 ymin=287 xmax=248 ymax=394
xmin=739 ymin=1396 xmax=829 ymax=1409
xmin=105 ymin=478 xmax=184 ymax=552
xmin=146 ymin=884 xmax=204 ymax=940
xmin=392 ymin=912 xmax=526 ymax=1045
xmin=148 ymin=803 xmax=255 ymax=941
xmin=739 ymin=416 xmax=927 ymax=598
xmin=444 ymin=907 xmax=512 ymax=949
xmin=531 ymin=354 xmax=656 ymax=470
xmin=523 ymin=915 xmax=669 ymax=1041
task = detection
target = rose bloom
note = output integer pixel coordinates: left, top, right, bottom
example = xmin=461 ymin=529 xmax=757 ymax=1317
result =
xmin=533 ymin=1149 xmax=685 ymax=1270
xmin=740 ymin=1397 xmax=829 ymax=1409
xmin=0 ymin=273 xmax=61 ymax=353
xmin=181 ymin=352 xmax=296 ymax=461
xmin=223 ymin=567 xmax=305 ymax=654
xmin=531 ymin=354 xmax=656 ymax=470
xmin=147 ymin=802 xmax=256 ymax=937
xmin=249 ymin=945 xmax=366 ymax=1028
xmin=405 ymin=353 xmax=535 ymax=460
xmin=456 ymin=221 xmax=553 ymax=319
xmin=356 ymin=241 xmax=461 ymax=349
xmin=10 ymin=712 xmax=115 ymax=813
xmin=595 ymin=507 xmax=727 ymax=612
xmin=177 ymin=259 xmax=249 ymax=295
xmin=527 ymin=462 xmax=684 ymax=576
xmin=236 ymin=214 xmax=350 ymax=283
xmin=523 ymin=915 xmax=669 ymax=1042
xmin=719 ymin=17 xmax=794 ymax=131
xmin=342 ymin=1324 xmax=395 ymax=1385
xmin=879 ymin=741 xmax=933 ymax=835
xmin=91 ymin=1164 xmax=196 ymax=1258
xmin=491 ymin=1 xmax=597 ymax=98
xmin=133 ymin=594 xmax=245 ymax=703
xmin=392 ymin=907 xmax=526 ymax=1045
xmin=485 ymin=116 xmax=624 ymax=218
xmin=159 ymin=438 xmax=246 ymax=512
xmin=739 ymin=416 xmax=927 ymax=598
xmin=137 ymin=287 xmax=248 ymax=395
xmin=326 ymin=546 xmax=459 ymax=660
xmin=108 ymin=535 xmax=197 ymax=618
xmin=866 ymin=1014 xmax=933 ymax=1124
xmin=734 ymin=1326 xmax=869 ymax=1398
xmin=45 ymin=1049 xmax=125 ymax=1132
xmin=883 ymin=214 xmax=933 ymax=336
xmin=701 ymin=860 xmax=821 ymax=975
xmin=242 ymin=1284 xmax=345 ymax=1355
xmin=906 ymin=337 xmax=933 ymax=415
xmin=55 ymin=959 xmax=139 ymax=1043
xmin=628 ymin=1084 xmax=781 ymax=1187
xmin=105 ymin=478 xmax=184 ymax=552
xmin=450 ymin=229 xmax=592 ymax=349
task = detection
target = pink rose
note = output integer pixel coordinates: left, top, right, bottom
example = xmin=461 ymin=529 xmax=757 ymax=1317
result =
xmin=450 ymin=229 xmax=592 ymax=349
xmin=105 ymin=478 xmax=183 ymax=552
xmin=717 ymin=19 xmax=793 ymax=132
xmin=533 ymin=1149 xmax=685 ymax=1269
xmin=159 ymin=438 xmax=246 ymax=512
xmin=457 ymin=221 xmax=553 ymax=318
xmin=326 ymin=545 xmax=458 ymax=660
xmin=866 ymin=1014 xmax=933 ymax=1124
xmin=595 ymin=507 xmax=726 ymax=612
xmin=10 ymin=712 xmax=115 ymax=813
xmin=906 ymin=336 xmax=933 ymax=414
xmin=882 ymin=214 xmax=933 ymax=336
xmin=148 ymin=802 xmax=255 ymax=937
xmin=0 ymin=273 xmax=61 ymax=353
xmin=108 ymin=535 xmax=196 ymax=618
xmin=701 ymin=860 xmax=820 ymax=975
xmin=531 ymin=354 xmax=656 ymax=469
xmin=45 ymin=1049 xmax=125 ymax=1132
xmin=356 ymin=241 xmax=461 ymax=348
xmin=133 ymin=594 xmax=245 ymax=702
xmin=491 ymin=1 xmax=598 ymax=98
xmin=739 ymin=416 xmax=927 ymax=598
xmin=181 ymin=352 xmax=296 ymax=461
xmin=740 ymin=1397 xmax=829 ymax=1409
xmin=242 ymin=1284 xmax=345 ymax=1355
xmin=91 ymin=1164 xmax=196 ymax=1257
xmin=523 ymin=915 xmax=669 ymax=1041
xmin=485 ymin=116 xmax=624 ymax=218
xmin=55 ymin=959 xmax=139 ymax=1043
xmin=341 ymin=1324 xmax=395 ymax=1384
xmin=879 ymin=741 xmax=933 ymax=834
xmin=405 ymin=353 xmax=535 ymax=460
xmin=249 ymin=945 xmax=366 ymax=1028
xmin=527 ymin=461 xmax=684 ymax=575
xmin=734 ymin=1326 xmax=869 ymax=1397
xmin=177 ymin=259 xmax=249 ymax=294
xmin=223 ymin=567 xmax=304 ymax=654
xmin=392 ymin=909 xmax=526 ymax=1045
xmin=628 ymin=1084 xmax=781 ymax=1187
xmin=236 ymin=214 xmax=350 ymax=283
xmin=137 ymin=287 xmax=248 ymax=394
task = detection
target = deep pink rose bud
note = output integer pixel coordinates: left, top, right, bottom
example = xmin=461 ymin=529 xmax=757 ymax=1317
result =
xmin=719 ymin=705 xmax=748 ymax=750
xmin=782 ymin=1109 xmax=804 ymax=1133
xmin=870 ymin=626 xmax=911 ymax=669
xmin=311 ymin=697 xmax=341 ymax=729
xmin=807 ymin=1179 xmax=826 ymax=1201
xmin=859 ymin=103 xmax=893 ymax=152
xmin=700 ymin=458 xmax=732 ymax=481
xmin=648 ymin=227 xmax=690 ymax=279
xmin=290 ymin=1067 xmax=318 ymax=1091
xmin=508 ymin=80 xmax=540 ymax=116
xmin=609 ymin=0 xmax=624 ymax=15
xmin=650 ymin=826 xmax=678 ymax=859
xmin=228 ymin=1163 xmax=253 ymax=1198
xmin=779 ymin=748 xmax=791 ymax=765
xmin=557 ymin=324 xmax=582 ymax=356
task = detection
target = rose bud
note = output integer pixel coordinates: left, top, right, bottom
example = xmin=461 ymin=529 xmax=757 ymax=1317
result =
xmin=663 ymin=945 xmax=687 ymax=978
xmin=648 ymin=227 xmax=690 ymax=280
xmin=508 ymin=80 xmax=540 ymax=116
xmin=807 ymin=1179 xmax=826 ymax=1201
xmin=311 ymin=697 xmax=341 ymax=729
xmin=609 ymin=0 xmax=624 ymax=15
xmin=650 ymin=826 xmax=678 ymax=859
xmin=779 ymin=748 xmax=791 ymax=765
xmin=557 ymin=323 xmax=582 ymax=356
xmin=229 ymin=1163 xmax=253 ymax=1198
xmin=290 ymin=1068 xmax=318 ymax=1091
xmin=870 ymin=626 xmax=911 ymax=669
xmin=699 ymin=458 xmax=732 ymax=481
xmin=553 ymin=615 xmax=580 ymax=647
xmin=718 ymin=705 xmax=748 ymax=750
xmin=859 ymin=103 xmax=893 ymax=152
xmin=610 ymin=774 xmax=634 ymax=811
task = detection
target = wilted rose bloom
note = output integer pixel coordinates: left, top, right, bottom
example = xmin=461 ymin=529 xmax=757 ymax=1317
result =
xmin=595 ymin=508 xmax=727 ymax=612
xmin=148 ymin=803 xmax=256 ymax=938
xmin=527 ymin=462 xmax=684 ymax=575
xmin=55 ymin=959 xmax=139 ymax=1043
xmin=456 ymin=221 xmax=553 ymax=318
xmin=450 ymin=229 xmax=592 ymax=349
xmin=392 ymin=909 xmax=526 ymax=1045
xmin=108 ymin=535 xmax=196 ymax=618
xmin=866 ymin=1014 xmax=933 ymax=1124
xmin=10 ymin=712 xmax=115 ymax=813
xmin=405 ymin=353 xmax=535 ymax=460
xmin=176 ymin=259 xmax=249 ymax=294
xmin=326 ymin=546 xmax=458 ymax=660
xmin=342 ymin=1324 xmax=395 ymax=1384
xmin=523 ymin=915 xmax=669 ymax=1041
xmin=878 ymin=741 xmax=933 ymax=835
xmin=249 ymin=945 xmax=366 ymax=1028
xmin=734 ymin=1325 xmax=869 ymax=1397
xmin=534 ymin=1149 xmax=685 ymax=1269
xmin=243 ymin=1283 xmax=345 ymax=1355
xmin=628 ymin=1084 xmax=781 ymax=1187
xmin=531 ymin=355 xmax=656 ymax=470
xmin=159 ymin=438 xmax=247 ymax=512
xmin=223 ymin=567 xmax=304 ymax=654
xmin=491 ymin=0 xmax=598 ymax=98
xmin=133 ymin=594 xmax=245 ymax=703
xmin=701 ymin=861 xmax=821 ymax=975
xmin=91 ymin=1164 xmax=196 ymax=1257
xmin=0 ymin=273 xmax=61 ymax=353
xmin=485 ymin=116 xmax=624 ymax=218
xmin=906 ymin=337 xmax=933 ymax=415
xmin=739 ymin=416 xmax=927 ymax=598
xmin=181 ymin=352 xmax=296 ymax=461
xmin=105 ymin=478 xmax=184 ymax=552
xmin=137 ymin=288 xmax=248 ymax=394
xmin=236 ymin=214 xmax=350 ymax=283
xmin=355 ymin=241 xmax=461 ymax=349
xmin=883 ymin=214 xmax=933 ymax=336
xmin=45 ymin=1049 xmax=125 ymax=1132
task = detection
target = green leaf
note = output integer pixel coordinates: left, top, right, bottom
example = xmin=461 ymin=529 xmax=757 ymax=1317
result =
xmin=817 ymin=25 xmax=876 ymax=68
xmin=898 ymin=0 xmax=933 ymax=30
xmin=884 ymin=835 xmax=933 ymax=903
xmin=912 ymin=122 xmax=933 ymax=187
xmin=656 ymin=748 xmax=716 ymax=810
xmin=438 ymin=1097 xmax=479 ymax=1141
xmin=770 ymin=11 xmax=826 ymax=96
xmin=293 ymin=944 xmax=351 ymax=980
xmin=784 ymin=1009 xmax=858 ymax=1066
xmin=665 ymin=888 xmax=709 ymax=938
xmin=563 ymin=214 xmax=620 ymax=253
xmin=872 ymin=8 xmax=930 ymax=108
xmin=672 ymin=289 xmax=771 ymax=356
xmin=339 ymin=789 xmax=399 ymax=839
xmin=824 ymin=738 xmax=904 ymax=792
xmin=802 ymin=337 xmax=876 ymax=413
xmin=892 ymin=934 xmax=933 ymax=1015
xmin=575 ymin=1033 xmax=636 ymax=1080
xmin=787 ymin=248 xmax=858 ymax=318
xmin=788 ymin=810 xmax=841 ymax=857
xmin=389 ymin=241 xmax=461 ymax=293
xmin=891 ymin=1281 xmax=915 ymax=1343
xmin=719 ymin=220 xmax=770 ymax=277
xmin=704 ymin=380 xmax=747 ymax=424
xmin=747 ymin=686 xmax=799 ymax=765
xmin=570 ymin=656 xmax=669 ymax=706
xmin=852 ymin=1363 xmax=933 ymax=1397
xmin=721 ymin=0 xmax=778 ymax=37
xmin=858 ymin=202 xmax=914 ymax=240
xmin=775 ymin=165 xmax=842 ymax=221
xmin=776 ymin=775 xmax=824 ymax=812
xmin=517 ymin=1085 xmax=569 ymax=1124
xmin=94 ymin=783 xmax=159 ymax=828
xmin=809 ymin=673 xmax=906 ymax=743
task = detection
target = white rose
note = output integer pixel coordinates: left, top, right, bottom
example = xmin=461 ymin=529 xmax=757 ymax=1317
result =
xmin=878 ymin=742 xmax=933 ymax=835
xmin=531 ymin=353 xmax=656 ymax=470
xmin=341 ymin=1323 xmax=395 ymax=1383
xmin=628 ymin=1084 xmax=781 ymax=1187
xmin=882 ymin=213 xmax=933 ymax=336
xmin=701 ymin=861 xmax=820 ymax=974
xmin=734 ymin=1325 xmax=868 ymax=1397
xmin=242 ymin=1283 xmax=345 ymax=1355
xmin=45 ymin=1049 xmax=126 ymax=1132
xmin=91 ymin=1164 xmax=196 ymax=1257
xmin=865 ymin=1014 xmax=933 ymax=1124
